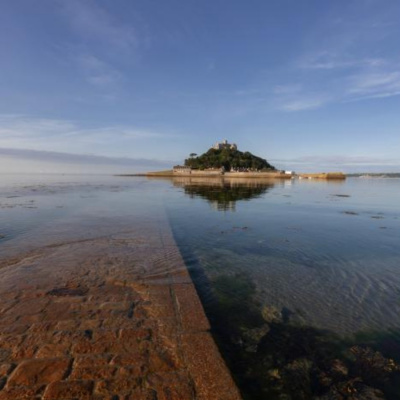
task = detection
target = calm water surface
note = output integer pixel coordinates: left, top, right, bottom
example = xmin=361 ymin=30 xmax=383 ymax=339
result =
xmin=0 ymin=174 xmax=164 ymax=257
xmin=167 ymin=176 xmax=400 ymax=335
xmin=1 ymin=174 xmax=400 ymax=398
xmin=165 ymin=176 xmax=400 ymax=398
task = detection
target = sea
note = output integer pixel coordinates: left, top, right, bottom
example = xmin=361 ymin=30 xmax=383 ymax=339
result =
xmin=1 ymin=173 xmax=400 ymax=398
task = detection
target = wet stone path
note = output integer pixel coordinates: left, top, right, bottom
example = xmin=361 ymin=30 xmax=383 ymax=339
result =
xmin=0 ymin=220 xmax=241 ymax=399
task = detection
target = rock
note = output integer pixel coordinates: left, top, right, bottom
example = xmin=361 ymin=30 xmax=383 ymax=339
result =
xmin=316 ymin=378 xmax=385 ymax=399
xmin=315 ymin=359 xmax=349 ymax=391
xmin=316 ymin=371 xmax=333 ymax=388
xmin=0 ymin=364 xmax=14 ymax=376
xmin=350 ymin=346 xmax=400 ymax=386
xmin=43 ymin=380 xmax=94 ymax=399
xmin=267 ymin=368 xmax=281 ymax=380
xmin=46 ymin=285 xmax=88 ymax=297
xmin=261 ymin=305 xmax=283 ymax=324
xmin=7 ymin=358 xmax=71 ymax=387
xmin=241 ymin=324 xmax=270 ymax=352
xmin=343 ymin=211 xmax=359 ymax=216
xmin=282 ymin=358 xmax=313 ymax=397
xmin=95 ymin=377 xmax=140 ymax=396
xmin=330 ymin=359 xmax=348 ymax=380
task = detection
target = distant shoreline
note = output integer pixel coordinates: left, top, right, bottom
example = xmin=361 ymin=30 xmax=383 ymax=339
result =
xmin=347 ymin=173 xmax=400 ymax=178
xmin=117 ymin=170 xmax=347 ymax=180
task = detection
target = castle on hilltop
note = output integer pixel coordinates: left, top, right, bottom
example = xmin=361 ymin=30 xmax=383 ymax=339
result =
xmin=212 ymin=139 xmax=237 ymax=151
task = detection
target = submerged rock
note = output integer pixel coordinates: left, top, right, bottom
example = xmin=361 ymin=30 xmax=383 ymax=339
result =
xmin=342 ymin=211 xmax=359 ymax=215
xmin=316 ymin=378 xmax=385 ymax=399
xmin=330 ymin=359 xmax=349 ymax=380
xmin=316 ymin=359 xmax=349 ymax=391
xmin=241 ymin=324 xmax=270 ymax=352
xmin=261 ymin=305 xmax=283 ymax=324
xmin=282 ymin=358 xmax=313 ymax=399
xmin=350 ymin=346 xmax=400 ymax=388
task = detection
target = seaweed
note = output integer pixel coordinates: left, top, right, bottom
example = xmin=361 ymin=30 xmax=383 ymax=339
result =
xmin=203 ymin=274 xmax=400 ymax=399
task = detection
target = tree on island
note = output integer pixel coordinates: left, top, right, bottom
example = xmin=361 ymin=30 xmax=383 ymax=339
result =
xmin=184 ymin=147 xmax=276 ymax=172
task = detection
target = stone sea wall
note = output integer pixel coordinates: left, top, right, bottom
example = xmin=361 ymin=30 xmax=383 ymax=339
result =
xmin=0 ymin=213 xmax=241 ymax=399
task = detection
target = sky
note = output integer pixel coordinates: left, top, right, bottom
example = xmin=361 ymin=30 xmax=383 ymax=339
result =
xmin=1 ymin=0 xmax=400 ymax=173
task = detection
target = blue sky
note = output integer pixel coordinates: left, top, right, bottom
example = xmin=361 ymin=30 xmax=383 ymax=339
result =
xmin=1 ymin=0 xmax=400 ymax=173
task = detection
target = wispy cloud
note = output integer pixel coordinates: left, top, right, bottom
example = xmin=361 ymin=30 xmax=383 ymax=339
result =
xmin=0 ymin=147 xmax=175 ymax=174
xmin=78 ymin=54 xmax=122 ymax=87
xmin=272 ymin=83 xmax=331 ymax=111
xmin=0 ymin=115 xmax=177 ymax=158
xmin=60 ymin=0 xmax=138 ymax=54
xmin=278 ymin=97 xmax=329 ymax=112
xmin=271 ymin=155 xmax=400 ymax=172
xmin=273 ymin=84 xmax=303 ymax=95
xmin=273 ymin=58 xmax=400 ymax=111
xmin=269 ymin=1 xmax=400 ymax=112
xmin=299 ymin=51 xmax=386 ymax=71
xmin=346 ymin=71 xmax=400 ymax=99
xmin=274 ymin=155 xmax=400 ymax=166
xmin=0 ymin=115 xmax=75 ymax=139
xmin=0 ymin=147 xmax=175 ymax=167
xmin=58 ymin=1 xmax=147 ymax=92
xmin=345 ymin=90 xmax=400 ymax=102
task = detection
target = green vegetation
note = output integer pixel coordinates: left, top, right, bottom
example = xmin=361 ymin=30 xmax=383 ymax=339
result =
xmin=184 ymin=148 xmax=275 ymax=172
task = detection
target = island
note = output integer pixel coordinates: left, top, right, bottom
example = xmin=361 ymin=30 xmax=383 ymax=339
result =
xmin=142 ymin=140 xmax=346 ymax=180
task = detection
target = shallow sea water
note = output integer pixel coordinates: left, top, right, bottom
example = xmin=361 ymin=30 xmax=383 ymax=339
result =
xmin=164 ymin=175 xmax=400 ymax=398
xmin=0 ymin=174 xmax=165 ymax=259
xmin=1 ymin=173 xmax=400 ymax=398
xmin=167 ymin=176 xmax=400 ymax=336
xmin=1 ymin=173 xmax=400 ymax=334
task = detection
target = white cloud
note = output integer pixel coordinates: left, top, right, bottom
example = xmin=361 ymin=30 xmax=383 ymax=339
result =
xmin=350 ymin=72 xmax=400 ymax=91
xmin=0 ymin=115 xmax=75 ymax=139
xmin=275 ymin=155 xmax=399 ymax=166
xmin=273 ymin=84 xmax=303 ymax=95
xmin=273 ymin=2 xmax=400 ymax=112
xmin=58 ymin=1 xmax=146 ymax=91
xmin=78 ymin=54 xmax=122 ymax=87
xmin=0 ymin=115 xmax=176 ymax=157
xmin=346 ymin=90 xmax=400 ymax=102
xmin=347 ymin=71 xmax=400 ymax=97
xmin=60 ymin=1 xmax=138 ymax=54
xmin=299 ymin=51 xmax=386 ymax=71
xmin=300 ymin=53 xmax=356 ymax=70
xmin=273 ymin=57 xmax=400 ymax=112
xmin=0 ymin=147 xmax=175 ymax=166
xmin=271 ymin=155 xmax=400 ymax=173
xmin=0 ymin=148 xmax=175 ymax=174
xmin=279 ymin=98 xmax=328 ymax=112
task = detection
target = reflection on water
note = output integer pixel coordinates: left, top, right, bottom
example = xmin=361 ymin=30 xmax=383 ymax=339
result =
xmin=166 ymin=177 xmax=400 ymax=399
xmin=172 ymin=176 xmax=276 ymax=211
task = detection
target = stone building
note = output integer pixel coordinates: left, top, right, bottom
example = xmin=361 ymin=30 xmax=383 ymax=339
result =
xmin=173 ymin=165 xmax=192 ymax=174
xmin=212 ymin=139 xmax=237 ymax=151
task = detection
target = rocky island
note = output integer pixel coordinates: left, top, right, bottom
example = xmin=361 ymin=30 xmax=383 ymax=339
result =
xmin=183 ymin=139 xmax=276 ymax=172
xmin=143 ymin=140 xmax=346 ymax=180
